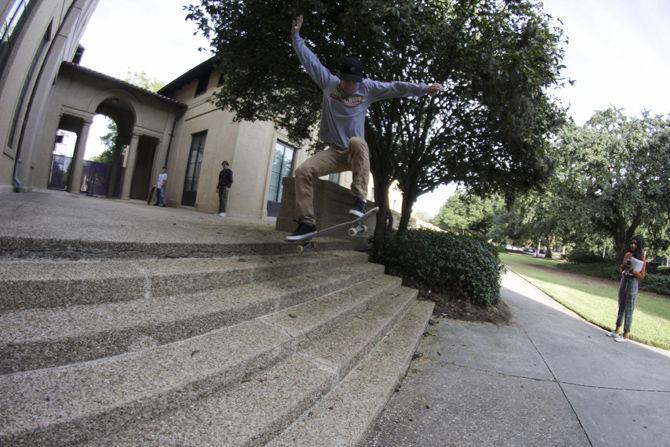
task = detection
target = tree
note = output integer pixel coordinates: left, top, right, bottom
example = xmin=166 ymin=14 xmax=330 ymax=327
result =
xmin=553 ymin=109 xmax=670 ymax=262
xmin=90 ymin=117 xmax=117 ymax=164
xmin=124 ymin=70 xmax=164 ymax=93
xmin=433 ymin=191 xmax=505 ymax=239
xmin=392 ymin=0 xmax=567 ymax=236
xmin=185 ymin=0 xmax=567 ymax=253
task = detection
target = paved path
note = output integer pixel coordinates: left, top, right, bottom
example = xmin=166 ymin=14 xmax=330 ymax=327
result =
xmin=0 ymin=190 xmax=282 ymax=244
xmin=367 ymin=272 xmax=670 ymax=446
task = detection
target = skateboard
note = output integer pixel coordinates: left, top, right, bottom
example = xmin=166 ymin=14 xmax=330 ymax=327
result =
xmin=290 ymin=207 xmax=379 ymax=254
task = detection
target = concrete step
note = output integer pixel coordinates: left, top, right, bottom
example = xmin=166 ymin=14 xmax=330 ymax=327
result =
xmin=0 ymin=234 xmax=352 ymax=260
xmin=0 ymin=275 xmax=401 ymax=447
xmin=80 ymin=286 xmax=419 ymax=446
xmin=267 ymin=300 xmax=434 ymax=447
xmin=0 ymin=262 xmax=384 ymax=373
xmin=0 ymin=250 xmax=368 ymax=311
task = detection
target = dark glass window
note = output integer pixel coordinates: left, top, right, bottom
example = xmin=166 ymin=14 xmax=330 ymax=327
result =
xmin=181 ymin=131 xmax=207 ymax=206
xmin=0 ymin=0 xmax=36 ymax=76
xmin=268 ymin=141 xmax=295 ymax=203
xmin=195 ymin=73 xmax=209 ymax=96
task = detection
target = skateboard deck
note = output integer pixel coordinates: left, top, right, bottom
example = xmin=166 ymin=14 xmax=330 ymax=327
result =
xmin=290 ymin=207 xmax=379 ymax=253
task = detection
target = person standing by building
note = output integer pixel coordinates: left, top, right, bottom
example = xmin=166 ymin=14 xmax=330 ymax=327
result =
xmin=217 ymin=160 xmax=233 ymax=217
xmin=607 ymin=235 xmax=647 ymax=342
xmin=156 ymin=166 xmax=168 ymax=207
xmin=285 ymin=15 xmax=443 ymax=241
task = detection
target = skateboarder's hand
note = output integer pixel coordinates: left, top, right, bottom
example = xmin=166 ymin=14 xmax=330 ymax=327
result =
xmin=291 ymin=15 xmax=303 ymax=33
xmin=427 ymin=83 xmax=444 ymax=96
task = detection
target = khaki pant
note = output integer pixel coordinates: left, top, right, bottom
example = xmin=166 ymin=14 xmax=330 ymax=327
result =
xmin=294 ymin=137 xmax=369 ymax=225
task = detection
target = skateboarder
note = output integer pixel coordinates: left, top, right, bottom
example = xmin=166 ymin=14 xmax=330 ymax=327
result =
xmin=285 ymin=15 xmax=444 ymax=241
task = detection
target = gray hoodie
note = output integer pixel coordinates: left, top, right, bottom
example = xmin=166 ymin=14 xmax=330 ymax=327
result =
xmin=292 ymin=32 xmax=429 ymax=149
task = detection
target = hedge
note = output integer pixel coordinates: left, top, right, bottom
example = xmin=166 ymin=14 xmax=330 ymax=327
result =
xmin=378 ymin=229 xmax=503 ymax=306
xmin=566 ymin=248 xmax=606 ymax=263
xmin=643 ymin=274 xmax=670 ymax=296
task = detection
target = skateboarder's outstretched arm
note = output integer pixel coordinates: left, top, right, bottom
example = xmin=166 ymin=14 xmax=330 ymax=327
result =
xmin=291 ymin=15 xmax=338 ymax=90
xmin=366 ymin=79 xmax=444 ymax=102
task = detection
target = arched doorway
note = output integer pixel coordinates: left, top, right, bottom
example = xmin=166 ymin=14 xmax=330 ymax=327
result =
xmin=46 ymin=95 xmax=160 ymax=200
xmin=93 ymin=98 xmax=135 ymax=198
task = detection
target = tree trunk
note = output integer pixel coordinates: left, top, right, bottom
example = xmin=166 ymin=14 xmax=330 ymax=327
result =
xmin=397 ymin=184 xmax=417 ymax=238
xmin=613 ymin=211 xmax=643 ymax=264
xmin=545 ymin=234 xmax=555 ymax=258
xmin=614 ymin=226 xmax=638 ymax=264
xmin=372 ymin=176 xmax=391 ymax=259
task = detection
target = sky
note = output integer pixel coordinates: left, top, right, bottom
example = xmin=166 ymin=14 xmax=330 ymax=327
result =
xmin=77 ymin=0 xmax=670 ymax=217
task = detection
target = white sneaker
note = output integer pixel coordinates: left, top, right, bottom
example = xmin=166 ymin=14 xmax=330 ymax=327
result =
xmin=614 ymin=335 xmax=627 ymax=342
xmin=218 ymin=212 xmax=226 ymax=217
xmin=606 ymin=331 xmax=618 ymax=337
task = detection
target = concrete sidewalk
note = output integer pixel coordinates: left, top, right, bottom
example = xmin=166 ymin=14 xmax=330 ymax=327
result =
xmin=367 ymin=272 xmax=670 ymax=447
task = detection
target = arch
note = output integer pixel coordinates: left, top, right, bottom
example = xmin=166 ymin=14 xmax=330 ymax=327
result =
xmin=87 ymin=88 xmax=143 ymax=128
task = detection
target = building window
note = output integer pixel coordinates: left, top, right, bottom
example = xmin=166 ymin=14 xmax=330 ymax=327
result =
xmin=182 ymin=131 xmax=207 ymax=206
xmin=328 ymin=172 xmax=340 ymax=184
xmin=266 ymin=141 xmax=295 ymax=216
xmin=194 ymin=72 xmax=209 ymax=96
xmin=0 ymin=0 xmax=35 ymax=75
xmin=1 ymin=0 xmax=32 ymax=44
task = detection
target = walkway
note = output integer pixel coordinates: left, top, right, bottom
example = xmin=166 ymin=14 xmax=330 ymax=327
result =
xmin=367 ymin=272 xmax=670 ymax=446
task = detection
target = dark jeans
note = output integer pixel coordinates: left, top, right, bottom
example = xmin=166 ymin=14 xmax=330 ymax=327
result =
xmin=157 ymin=186 xmax=166 ymax=206
xmin=218 ymin=188 xmax=228 ymax=213
xmin=616 ymin=276 xmax=638 ymax=333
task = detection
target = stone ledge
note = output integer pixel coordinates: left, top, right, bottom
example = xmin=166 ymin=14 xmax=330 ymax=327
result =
xmin=276 ymin=177 xmax=376 ymax=232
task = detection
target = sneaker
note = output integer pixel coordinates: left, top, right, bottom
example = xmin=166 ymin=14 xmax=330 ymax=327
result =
xmin=285 ymin=221 xmax=317 ymax=241
xmin=614 ymin=335 xmax=627 ymax=343
xmin=349 ymin=197 xmax=367 ymax=217
xmin=218 ymin=212 xmax=226 ymax=217
xmin=606 ymin=331 xmax=618 ymax=337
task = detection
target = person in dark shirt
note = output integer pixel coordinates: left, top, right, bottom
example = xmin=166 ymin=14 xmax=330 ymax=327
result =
xmin=217 ymin=161 xmax=233 ymax=217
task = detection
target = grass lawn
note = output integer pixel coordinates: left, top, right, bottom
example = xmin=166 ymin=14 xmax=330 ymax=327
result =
xmin=500 ymin=252 xmax=670 ymax=350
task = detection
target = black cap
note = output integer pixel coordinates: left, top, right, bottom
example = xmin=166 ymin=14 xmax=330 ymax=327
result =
xmin=340 ymin=56 xmax=365 ymax=82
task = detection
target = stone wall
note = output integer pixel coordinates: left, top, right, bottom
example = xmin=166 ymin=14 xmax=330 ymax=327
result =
xmin=276 ymin=177 xmax=376 ymax=233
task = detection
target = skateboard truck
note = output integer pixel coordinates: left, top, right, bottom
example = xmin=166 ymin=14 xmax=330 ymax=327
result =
xmin=290 ymin=207 xmax=379 ymax=254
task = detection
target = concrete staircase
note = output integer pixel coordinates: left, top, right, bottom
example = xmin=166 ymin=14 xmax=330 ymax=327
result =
xmin=0 ymin=242 xmax=432 ymax=446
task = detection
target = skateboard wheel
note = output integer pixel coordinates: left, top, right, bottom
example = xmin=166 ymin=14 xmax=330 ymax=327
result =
xmin=296 ymin=245 xmax=304 ymax=254
xmin=347 ymin=227 xmax=358 ymax=237
xmin=361 ymin=225 xmax=368 ymax=233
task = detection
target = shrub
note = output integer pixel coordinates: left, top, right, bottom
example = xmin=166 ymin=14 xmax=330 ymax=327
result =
xmin=566 ymin=248 xmax=605 ymax=263
xmin=656 ymin=266 xmax=670 ymax=276
xmin=642 ymin=274 xmax=670 ymax=296
xmin=557 ymin=261 xmax=618 ymax=280
xmin=378 ymin=229 xmax=503 ymax=306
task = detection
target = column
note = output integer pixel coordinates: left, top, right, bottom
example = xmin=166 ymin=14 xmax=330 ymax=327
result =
xmin=68 ymin=119 xmax=92 ymax=193
xmin=121 ymin=133 xmax=140 ymax=200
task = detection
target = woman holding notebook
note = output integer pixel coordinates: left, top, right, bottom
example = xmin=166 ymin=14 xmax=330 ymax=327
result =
xmin=607 ymin=236 xmax=647 ymax=342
